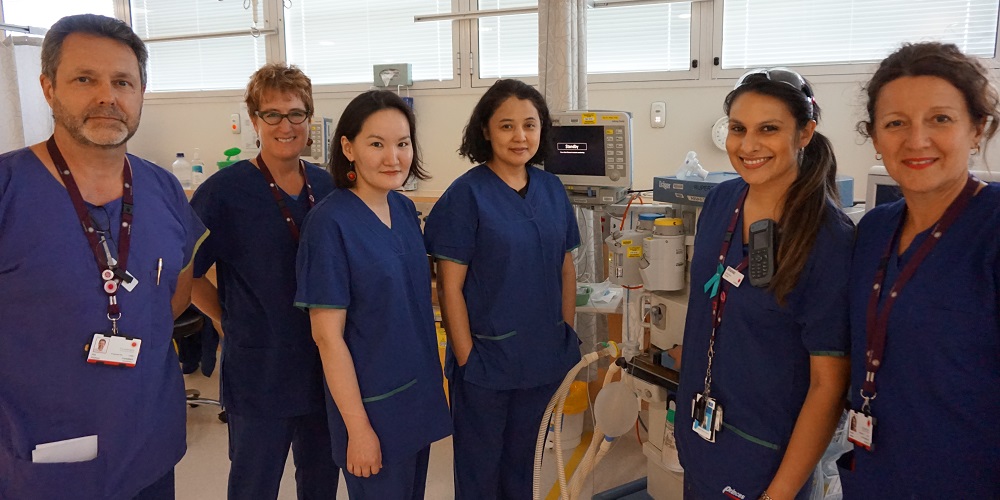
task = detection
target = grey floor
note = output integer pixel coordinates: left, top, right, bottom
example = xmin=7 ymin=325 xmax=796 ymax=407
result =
xmin=176 ymin=368 xmax=672 ymax=499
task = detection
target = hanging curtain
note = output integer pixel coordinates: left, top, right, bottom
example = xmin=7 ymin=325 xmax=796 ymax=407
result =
xmin=0 ymin=37 xmax=26 ymax=152
xmin=0 ymin=36 xmax=50 ymax=152
xmin=538 ymin=0 xmax=588 ymax=112
xmin=538 ymin=0 xmax=605 ymax=363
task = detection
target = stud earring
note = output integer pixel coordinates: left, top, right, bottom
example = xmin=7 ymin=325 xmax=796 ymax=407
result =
xmin=875 ymin=152 xmax=883 ymax=161
xmin=307 ymin=138 xmax=314 ymax=147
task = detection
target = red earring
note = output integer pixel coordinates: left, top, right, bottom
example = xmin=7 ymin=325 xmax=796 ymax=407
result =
xmin=347 ymin=171 xmax=357 ymax=181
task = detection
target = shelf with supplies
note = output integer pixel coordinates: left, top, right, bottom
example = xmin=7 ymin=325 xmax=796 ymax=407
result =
xmin=575 ymin=281 xmax=624 ymax=314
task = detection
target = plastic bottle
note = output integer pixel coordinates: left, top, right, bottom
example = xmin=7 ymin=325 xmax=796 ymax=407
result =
xmin=171 ymin=153 xmax=192 ymax=190
xmin=190 ymin=149 xmax=205 ymax=189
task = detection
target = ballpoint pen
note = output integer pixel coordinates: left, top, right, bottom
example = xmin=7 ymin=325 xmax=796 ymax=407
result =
xmin=156 ymin=258 xmax=163 ymax=285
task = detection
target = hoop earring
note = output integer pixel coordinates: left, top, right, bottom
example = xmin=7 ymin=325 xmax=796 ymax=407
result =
xmin=346 ymin=161 xmax=357 ymax=182
xmin=875 ymin=152 xmax=883 ymax=161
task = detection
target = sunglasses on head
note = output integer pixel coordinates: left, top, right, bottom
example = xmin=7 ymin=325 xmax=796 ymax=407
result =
xmin=735 ymin=67 xmax=814 ymax=98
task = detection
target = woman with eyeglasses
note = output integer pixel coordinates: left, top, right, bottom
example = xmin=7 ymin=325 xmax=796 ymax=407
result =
xmin=189 ymin=63 xmax=340 ymax=499
xmin=838 ymin=43 xmax=1000 ymax=498
xmin=671 ymin=68 xmax=852 ymax=500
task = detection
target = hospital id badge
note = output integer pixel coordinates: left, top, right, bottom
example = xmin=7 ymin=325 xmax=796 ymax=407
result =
xmin=86 ymin=333 xmax=141 ymax=367
xmin=847 ymin=409 xmax=875 ymax=450
xmin=691 ymin=393 xmax=723 ymax=442
xmin=722 ymin=266 xmax=744 ymax=287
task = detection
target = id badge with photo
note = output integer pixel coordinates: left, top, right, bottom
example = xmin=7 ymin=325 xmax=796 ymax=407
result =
xmin=86 ymin=333 xmax=142 ymax=367
xmin=847 ymin=409 xmax=875 ymax=450
xmin=691 ymin=393 xmax=723 ymax=443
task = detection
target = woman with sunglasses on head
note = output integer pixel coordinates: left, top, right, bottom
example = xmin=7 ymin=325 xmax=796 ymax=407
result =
xmin=295 ymin=90 xmax=451 ymax=499
xmin=190 ymin=63 xmax=340 ymax=499
xmin=423 ymin=79 xmax=582 ymax=499
xmin=838 ymin=43 xmax=1000 ymax=498
xmin=672 ymin=68 xmax=852 ymax=500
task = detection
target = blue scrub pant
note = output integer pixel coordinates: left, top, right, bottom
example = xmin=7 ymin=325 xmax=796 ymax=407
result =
xmin=133 ymin=468 xmax=174 ymax=500
xmin=342 ymin=445 xmax=430 ymax=499
xmin=227 ymin=411 xmax=340 ymax=500
xmin=450 ymin=370 xmax=561 ymax=500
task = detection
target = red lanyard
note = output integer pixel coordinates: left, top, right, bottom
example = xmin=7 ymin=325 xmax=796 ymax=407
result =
xmin=255 ymin=154 xmax=315 ymax=241
xmin=46 ymin=136 xmax=133 ymax=332
xmin=861 ymin=175 xmax=979 ymax=409
xmin=702 ymin=186 xmax=750 ymax=395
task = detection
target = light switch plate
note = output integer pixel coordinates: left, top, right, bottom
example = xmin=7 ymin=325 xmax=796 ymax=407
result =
xmin=651 ymin=101 xmax=666 ymax=128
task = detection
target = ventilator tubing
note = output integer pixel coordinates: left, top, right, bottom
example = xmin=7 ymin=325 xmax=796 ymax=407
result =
xmin=532 ymin=341 xmax=621 ymax=500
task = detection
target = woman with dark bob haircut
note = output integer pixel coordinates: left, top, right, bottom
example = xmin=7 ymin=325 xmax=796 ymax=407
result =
xmin=295 ymin=90 xmax=450 ymax=498
xmin=424 ymin=79 xmax=582 ymax=499
xmin=838 ymin=42 xmax=1000 ymax=498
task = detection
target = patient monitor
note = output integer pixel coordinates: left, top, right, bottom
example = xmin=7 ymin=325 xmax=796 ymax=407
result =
xmin=546 ymin=111 xmax=632 ymax=205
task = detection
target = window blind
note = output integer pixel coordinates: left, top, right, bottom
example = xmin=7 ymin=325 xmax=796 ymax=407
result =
xmin=721 ymin=0 xmax=1000 ymax=69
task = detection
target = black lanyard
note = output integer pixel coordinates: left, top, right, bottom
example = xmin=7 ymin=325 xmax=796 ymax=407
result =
xmin=701 ymin=186 xmax=750 ymax=396
xmin=861 ymin=174 xmax=979 ymax=410
xmin=47 ymin=136 xmax=134 ymax=333
xmin=255 ymin=154 xmax=315 ymax=241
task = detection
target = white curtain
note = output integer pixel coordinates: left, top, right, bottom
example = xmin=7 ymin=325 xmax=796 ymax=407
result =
xmin=0 ymin=37 xmax=26 ymax=152
xmin=538 ymin=0 xmax=588 ymax=112
xmin=539 ymin=1 xmax=605 ymax=359
xmin=0 ymin=36 xmax=50 ymax=152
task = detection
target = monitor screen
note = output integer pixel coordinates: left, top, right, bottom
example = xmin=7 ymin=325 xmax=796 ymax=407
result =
xmin=546 ymin=126 xmax=606 ymax=177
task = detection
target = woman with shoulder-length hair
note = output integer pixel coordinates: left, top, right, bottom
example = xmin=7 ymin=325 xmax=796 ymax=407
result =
xmin=295 ymin=90 xmax=450 ymax=499
xmin=672 ymin=68 xmax=853 ymax=500
xmin=838 ymin=42 xmax=1000 ymax=498
xmin=424 ymin=79 xmax=582 ymax=499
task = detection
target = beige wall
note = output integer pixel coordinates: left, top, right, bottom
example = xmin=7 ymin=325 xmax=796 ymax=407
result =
xmin=129 ymin=78 xmax=1000 ymax=201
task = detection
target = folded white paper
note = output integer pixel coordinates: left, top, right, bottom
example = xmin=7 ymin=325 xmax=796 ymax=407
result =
xmin=32 ymin=435 xmax=98 ymax=463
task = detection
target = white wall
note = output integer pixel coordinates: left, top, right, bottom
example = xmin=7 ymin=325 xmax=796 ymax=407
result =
xmin=128 ymin=78 xmax=1000 ymax=200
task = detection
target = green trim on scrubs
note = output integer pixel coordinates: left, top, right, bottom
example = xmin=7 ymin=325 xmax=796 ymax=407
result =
xmin=294 ymin=303 xmax=347 ymax=310
xmin=431 ymin=254 xmax=468 ymax=265
xmin=722 ymin=423 xmax=779 ymax=450
xmin=362 ymin=379 xmax=418 ymax=403
xmin=473 ymin=331 xmax=518 ymax=341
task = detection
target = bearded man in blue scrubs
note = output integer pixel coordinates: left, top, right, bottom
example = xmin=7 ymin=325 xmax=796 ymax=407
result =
xmin=0 ymin=14 xmax=207 ymax=500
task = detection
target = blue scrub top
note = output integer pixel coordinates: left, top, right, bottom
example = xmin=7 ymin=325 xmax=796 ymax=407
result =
xmin=191 ymin=159 xmax=334 ymax=418
xmin=840 ymin=184 xmax=1000 ymax=498
xmin=674 ymin=178 xmax=853 ymax=498
xmin=295 ymin=189 xmax=452 ymax=466
xmin=424 ymin=165 xmax=582 ymax=391
xmin=0 ymin=148 xmax=207 ymax=499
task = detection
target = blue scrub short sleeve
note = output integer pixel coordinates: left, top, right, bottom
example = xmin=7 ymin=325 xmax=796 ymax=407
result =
xmin=168 ymin=175 xmax=208 ymax=272
xmin=795 ymin=215 xmax=853 ymax=356
xmin=424 ymin=183 xmax=478 ymax=264
xmin=295 ymin=207 xmax=350 ymax=309
xmin=189 ymin=181 xmax=219 ymax=278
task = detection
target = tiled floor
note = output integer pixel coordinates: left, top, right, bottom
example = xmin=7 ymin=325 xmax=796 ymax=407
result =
xmin=176 ymin=369 xmax=679 ymax=499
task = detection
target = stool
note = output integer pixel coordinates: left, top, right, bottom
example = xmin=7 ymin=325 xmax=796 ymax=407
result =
xmin=173 ymin=307 xmax=226 ymax=423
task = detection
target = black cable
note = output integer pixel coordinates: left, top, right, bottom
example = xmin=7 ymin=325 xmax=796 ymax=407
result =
xmin=637 ymin=411 xmax=648 ymax=432
xmin=627 ymin=188 xmax=654 ymax=193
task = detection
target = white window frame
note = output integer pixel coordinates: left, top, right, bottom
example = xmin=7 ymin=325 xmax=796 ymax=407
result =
xmin=709 ymin=0 xmax=1000 ymax=81
xmin=469 ymin=0 xmax=705 ymax=88
xmin=286 ymin=0 xmax=464 ymax=95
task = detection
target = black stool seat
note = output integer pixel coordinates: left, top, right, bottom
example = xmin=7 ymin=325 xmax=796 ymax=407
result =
xmin=173 ymin=306 xmax=225 ymax=423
